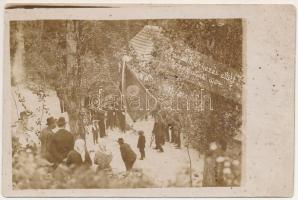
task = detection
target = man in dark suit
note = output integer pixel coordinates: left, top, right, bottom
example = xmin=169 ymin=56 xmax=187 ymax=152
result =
xmin=94 ymin=112 xmax=106 ymax=137
xmin=39 ymin=117 xmax=56 ymax=162
xmin=137 ymin=130 xmax=146 ymax=160
xmin=91 ymin=120 xmax=99 ymax=144
xmin=49 ymin=117 xmax=74 ymax=164
xmin=152 ymin=115 xmax=165 ymax=152
xmin=118 ymin=138 xmax=136 ymax=171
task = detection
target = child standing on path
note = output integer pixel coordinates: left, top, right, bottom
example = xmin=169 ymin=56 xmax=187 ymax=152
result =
xmin=137 ymin=130 xmax=146 ymax=160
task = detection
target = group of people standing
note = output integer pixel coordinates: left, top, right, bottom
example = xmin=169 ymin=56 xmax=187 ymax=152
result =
xmin=115 ymin=113 xmax=183 ymax=172
xmin=39 ymin=115 xmax=145 ymax=172
xmin=105 ymin=110 xmax=126 ymax=133
xmin=90 ymin=119 xmax=106 ymax=145
xmin=152 ymin=114 xmax=182 ymax=152
xmin=89 ymin=110 xmax=127 ymax=145
xmin=14 ymin=110 xmax=183 ymax=174
xmin=39 ymin=116 xmax=114 ymax=171
xmin=39 ymin=116 xmax=92 ymax=168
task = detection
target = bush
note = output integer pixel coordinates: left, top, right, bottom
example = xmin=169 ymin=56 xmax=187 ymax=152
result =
xmin=12 ymin=138 xmax=154 ymax=189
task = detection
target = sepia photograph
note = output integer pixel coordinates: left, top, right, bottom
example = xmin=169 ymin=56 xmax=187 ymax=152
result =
xmin=2 ymin=4 xmax=295 ymax=197
xmin=9 ymin=19 xmax=243 ymax=189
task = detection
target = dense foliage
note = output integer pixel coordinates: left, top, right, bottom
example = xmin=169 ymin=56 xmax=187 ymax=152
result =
xmin=12 ymin=137 xmax=154 ymax=189
xmin=126 ymin=23 xmax=242 ymax=153
xmin=10 ymin=19 xmax=242 ymax=154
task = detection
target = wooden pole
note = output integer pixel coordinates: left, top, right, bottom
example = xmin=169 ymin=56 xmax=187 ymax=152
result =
xmin=121 ymin=58 xmax=127 ymax=117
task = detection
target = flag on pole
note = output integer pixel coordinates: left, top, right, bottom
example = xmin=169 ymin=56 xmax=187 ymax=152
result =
xmin=121 ymin=57 xmax=157 ymax=121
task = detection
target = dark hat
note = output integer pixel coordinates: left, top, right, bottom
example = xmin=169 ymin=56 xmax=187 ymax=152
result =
xmin=46 ymin=117 xmax=56 ymax=126
xmin=19 ymin=111 xmax=29 ymax=120
xmin=57 ymin=117 xmax=67 ymax=127
xmin=117 ymin=138 xmax=124 ymax=144
xmin=138 ymin=130 xmax=144 ymax=135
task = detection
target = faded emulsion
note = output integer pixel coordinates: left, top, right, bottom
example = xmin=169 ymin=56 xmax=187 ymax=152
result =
xmin=9 ymin=19 xmax=243 ymax=189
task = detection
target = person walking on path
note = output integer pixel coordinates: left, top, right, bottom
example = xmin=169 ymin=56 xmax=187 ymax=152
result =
xmin=118 ymin=138 xmax=137 ymax=171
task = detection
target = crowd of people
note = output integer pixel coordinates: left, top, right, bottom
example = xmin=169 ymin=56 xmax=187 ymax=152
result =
xmin=12 ymin=110 xmax=241 ymax=187
xmin=12 ymin=112 xmax=112 ymax=172
xmin=12 ymin=109 xmax=184 ymax=174
xmin=152 ymin=114 xmax=182 ymax=152
xmin=39 ymin=117 xmax=103 ymax=169
xmin=109 ymin=112 xmax=184 ymax=171
xmin=37 ymin=115 xmax=143 ymax=172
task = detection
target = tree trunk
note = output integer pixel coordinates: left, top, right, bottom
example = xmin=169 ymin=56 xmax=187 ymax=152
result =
xmin=57 ymin=21 xmax=84 ymax=138
xmin=13 ymin=22 xmax=25 ymax=85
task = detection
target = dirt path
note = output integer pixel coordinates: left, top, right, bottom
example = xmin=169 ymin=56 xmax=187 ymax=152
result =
xmin=12 ymin=87 xmax=204 ymax=187
xmin=91 ymin=118 xmax=204 ymax=187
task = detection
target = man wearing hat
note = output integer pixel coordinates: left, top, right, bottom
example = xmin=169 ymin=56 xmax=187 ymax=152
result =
xmin=118 ymin=138 xmax=137 ymax=171
xmin=39 ymin=117 xmax=56 ymax=161
xmin=137 ymin=130 xmax=146 ymax=160
xmin=49 ymin=117 xmax=74 ymax=164
xmin=152 ymin=114 xmax=165 ymax=152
